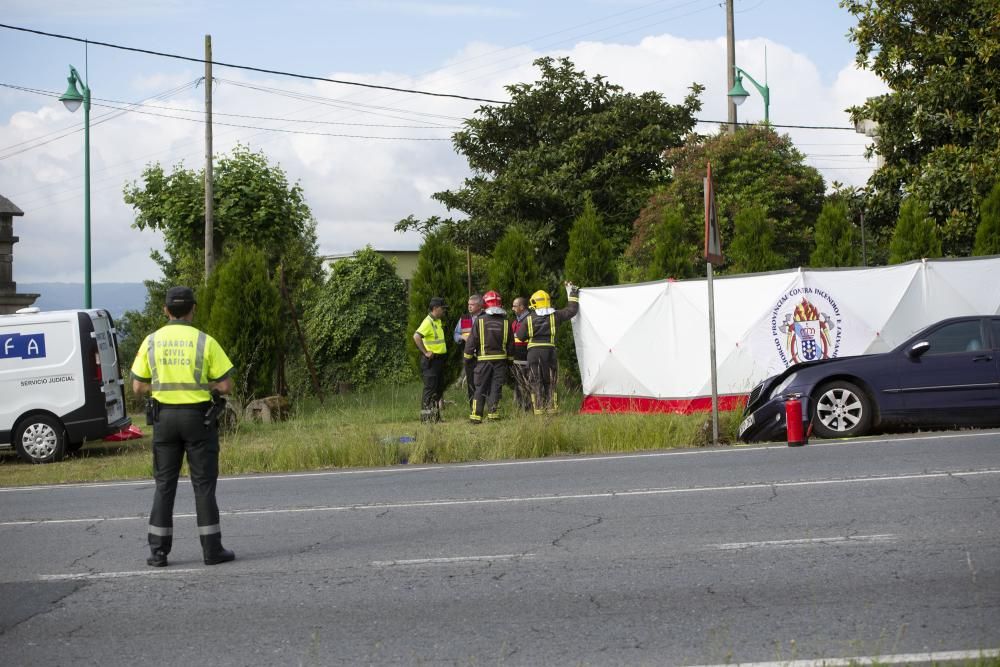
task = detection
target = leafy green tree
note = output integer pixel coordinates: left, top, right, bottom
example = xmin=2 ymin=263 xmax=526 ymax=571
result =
xmin=810 ymin=199 xmax=858 ymax=268
xmin=842 ymin=0 xmax=1000 ymax=256
xmin=403 ymin=57 xmax=703 ymax=274
xmin=629 ymin=126 xmax=824 ymax=271
xmin=202 ymin=245 xmax=281 ymax=398
xmin=122 ymin=145 xmax=322 ymax=396
xmin=646 ymin=205 xmax=698 ymax=280
xmin=726 ymin=204 xmax=784 ymax=274
xmin=305 ymin=248 xmax=409 ymax=390
xmin=487 ymin=226 xmax=542 ymax=307
xmin=406 ymin=229 xmax=468 ymax=387
xmin=889 ymin=198 xmax=943 ymax=264
xmin=973 ymin=182 xmax=1000 ymax=256
xmin=124 ymin=144 xmax=321 ymax=288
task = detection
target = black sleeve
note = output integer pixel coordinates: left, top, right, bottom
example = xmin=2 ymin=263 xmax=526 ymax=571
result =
xmin=555 ymin=299 xmax=579 ymax=323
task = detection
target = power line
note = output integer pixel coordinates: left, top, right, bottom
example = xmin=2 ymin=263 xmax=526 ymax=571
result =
xmin=0 ymin=22 xmax=509 ymax=105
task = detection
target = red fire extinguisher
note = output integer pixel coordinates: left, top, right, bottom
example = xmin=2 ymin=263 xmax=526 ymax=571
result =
xmin=785 ymin=394 xmax=807 ymax=447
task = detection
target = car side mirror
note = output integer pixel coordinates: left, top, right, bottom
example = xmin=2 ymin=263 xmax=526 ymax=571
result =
xmin=907 ymin=340 xmax=930 ymax=358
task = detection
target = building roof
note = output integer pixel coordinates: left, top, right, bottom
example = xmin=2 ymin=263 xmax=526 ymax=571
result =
xmin=0 ymin=195 xmax=24 ymax=216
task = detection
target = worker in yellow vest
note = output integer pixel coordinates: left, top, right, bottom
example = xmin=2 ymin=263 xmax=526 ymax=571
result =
xmin=131 ymin=286 xmax=235 ymax=568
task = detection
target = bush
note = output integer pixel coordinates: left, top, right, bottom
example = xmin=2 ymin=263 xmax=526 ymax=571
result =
xmin=305 ymin=247 xmax=410 ymax=390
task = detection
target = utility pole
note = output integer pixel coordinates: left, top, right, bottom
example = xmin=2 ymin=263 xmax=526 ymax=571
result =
xmin=726 ymin=0 xmax=737 ymax=134
xmin=204 ymin=34 xmax=215 ymax=279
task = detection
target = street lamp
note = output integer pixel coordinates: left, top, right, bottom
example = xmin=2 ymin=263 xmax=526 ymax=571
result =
xmin=727 ymin=66 xmax=769 ymax=124
xmin=58 ymin=65 xmax=92 ymax=309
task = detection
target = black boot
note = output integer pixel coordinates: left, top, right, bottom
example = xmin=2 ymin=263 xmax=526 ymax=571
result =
xmin=200 ymin=533 xmax=236 ymax=565
xmin=146 ymin=549 xmax=168 ymax=567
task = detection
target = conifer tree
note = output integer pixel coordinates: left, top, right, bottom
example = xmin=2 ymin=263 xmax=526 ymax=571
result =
xmin=560 ymin=196 xmax=617 ymax=388
xmin=647 ymin=205 xmax=697 ymax=280
xmin=487 ymin=226 xmax=542 ymax=307
xmin=888 ymin=198 xmax=943 ymax=264
xmin=203 ymin=245 xmax=281 ymax=398
xmin=564 ymin=195 xmax=617 ymax=287
xmin=726 ymin=204 xmax=784 ymax=274
xmin=406 ymin=229 xmax=467 ymax=386
xmin=973 ymin=182 xmax=1000 ymax=256
xmin=810 ymin=199 xmax=858 ymax=268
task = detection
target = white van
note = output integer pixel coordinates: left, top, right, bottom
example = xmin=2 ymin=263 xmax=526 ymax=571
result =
xmin=0 ymin=308 xmax=131 ymax=463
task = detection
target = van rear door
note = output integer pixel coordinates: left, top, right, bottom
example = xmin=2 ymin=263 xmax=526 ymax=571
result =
xmin=89 ymin=310 xmax=126 ymax=425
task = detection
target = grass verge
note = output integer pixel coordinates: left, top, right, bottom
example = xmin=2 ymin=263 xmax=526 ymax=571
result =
xmin=0 ymin=381 xmax=744 ymax=487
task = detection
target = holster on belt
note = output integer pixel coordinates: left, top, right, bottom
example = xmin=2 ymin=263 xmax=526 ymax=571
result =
xmin=145 ymin=398 xmax=160 ymax=426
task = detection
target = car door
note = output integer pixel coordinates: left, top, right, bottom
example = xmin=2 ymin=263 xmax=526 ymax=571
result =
xmin=900 ymin=318 xmax=1000 ymax=424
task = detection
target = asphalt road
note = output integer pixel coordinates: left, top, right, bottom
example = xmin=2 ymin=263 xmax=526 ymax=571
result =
xmin=1 ymin=431 xmax=999 ymax=666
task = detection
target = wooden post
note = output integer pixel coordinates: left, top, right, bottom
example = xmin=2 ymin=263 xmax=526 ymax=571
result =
xmin=204 ymin=34 xmax=214 ymax=279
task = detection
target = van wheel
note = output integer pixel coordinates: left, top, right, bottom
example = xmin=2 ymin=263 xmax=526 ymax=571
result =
xmin=15 ymin=415 xmax=67 ymax=464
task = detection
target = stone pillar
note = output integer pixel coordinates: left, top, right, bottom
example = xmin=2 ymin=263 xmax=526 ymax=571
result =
xmin=0 ymin=194 xmax=39 ymax=315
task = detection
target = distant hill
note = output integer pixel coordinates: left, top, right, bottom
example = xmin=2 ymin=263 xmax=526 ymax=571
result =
xmin=20 ymin=283 xmax=148 ymax=319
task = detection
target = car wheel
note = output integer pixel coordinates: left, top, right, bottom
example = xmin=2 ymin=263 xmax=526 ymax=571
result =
xmin=812 ymin=381 xmax=873 ymax=438
xmin=14 ymin=415 xmax=67 ymax=464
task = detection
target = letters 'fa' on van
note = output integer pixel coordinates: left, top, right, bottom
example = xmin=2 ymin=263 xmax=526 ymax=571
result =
xmin=1 ymin=308 xmax=131 ymax=463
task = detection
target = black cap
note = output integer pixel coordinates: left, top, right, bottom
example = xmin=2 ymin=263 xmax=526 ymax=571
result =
xmin=428 ymin=297 xmax=446 ymax=310
xmin=165 ymin=286 xmax=196 ymax=307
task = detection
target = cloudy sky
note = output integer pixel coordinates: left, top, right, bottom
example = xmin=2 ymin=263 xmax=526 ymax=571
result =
xmin=0 ymin=0 xmax=887 ymax=285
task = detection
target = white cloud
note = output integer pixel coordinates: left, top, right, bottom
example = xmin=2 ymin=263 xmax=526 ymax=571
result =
xmin=0 ymin=33 xmax=888 ymax=286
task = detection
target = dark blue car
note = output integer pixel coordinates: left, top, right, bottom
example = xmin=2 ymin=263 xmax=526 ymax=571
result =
xmin=738 ymin=315 xmax=1000 ymax=442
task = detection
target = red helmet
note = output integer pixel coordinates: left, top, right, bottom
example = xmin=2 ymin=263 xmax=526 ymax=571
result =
xmin=483 ymin=290 xmax=502 ymax=309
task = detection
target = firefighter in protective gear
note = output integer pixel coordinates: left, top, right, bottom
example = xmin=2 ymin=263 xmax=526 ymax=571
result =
xmin=465 ymin=290 xmax=512 ymax=422
xmin=509 ymin=296 xmax=532 ymax=412
xmin=131 ymin=286 xmax=235 ymax=568
xmin=514 ymin=282 xmax=580 ymax=415
xmin=413 ymin=297 xmax=448 ymax=422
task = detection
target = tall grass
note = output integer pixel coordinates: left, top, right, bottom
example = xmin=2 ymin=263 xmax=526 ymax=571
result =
xmin=0 ymin=382 xmax=743 ymax=487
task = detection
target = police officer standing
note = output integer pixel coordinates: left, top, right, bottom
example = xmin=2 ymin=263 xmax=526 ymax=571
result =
xmin=414 ymin=297 xmax=448 ymax=422
xmin=131 ymin=286 xmax=236 ymax=568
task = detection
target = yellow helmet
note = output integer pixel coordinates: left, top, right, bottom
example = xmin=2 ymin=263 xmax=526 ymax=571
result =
xmin=529 ymin=290 xmax=551 ymax=310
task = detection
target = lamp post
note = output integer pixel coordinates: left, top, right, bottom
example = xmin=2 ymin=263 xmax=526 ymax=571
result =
xmin=58 ymin=65 xmax=92 ymax=309
xmin=727 ymin=66 xmax=769 ymax=124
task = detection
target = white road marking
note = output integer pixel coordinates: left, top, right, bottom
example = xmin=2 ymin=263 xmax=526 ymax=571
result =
xmin=39 ymin=568 xmax=201 ymax=581
xmin=686 ymin=647 xmax=1000 ymax=667
xmin=714 ymin=534 xmax=896 ymax=550
xmin=2 ymin=429 xmax=996 ymax=493
xmin=3 ymin=468 xmax=998 ymax=528
xmin=372 ymin=553 xmax=532 ymax=567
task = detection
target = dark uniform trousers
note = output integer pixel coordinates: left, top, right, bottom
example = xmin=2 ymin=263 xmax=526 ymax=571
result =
xmin=148 ymin=404 xmax=223 ymax=555
xmin=472 ymin=359 xmax=507 ymax=420
xmin=464 ymin=355 xmax=477 ymax=410
xmin=420 ymin=354 xmax=447 ymax=422
xmin=527 ymin=347 xmax=559 ymax=414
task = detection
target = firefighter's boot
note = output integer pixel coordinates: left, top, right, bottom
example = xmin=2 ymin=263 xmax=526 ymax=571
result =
xmin=201 ymin=533 xmax=236 ymax=565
